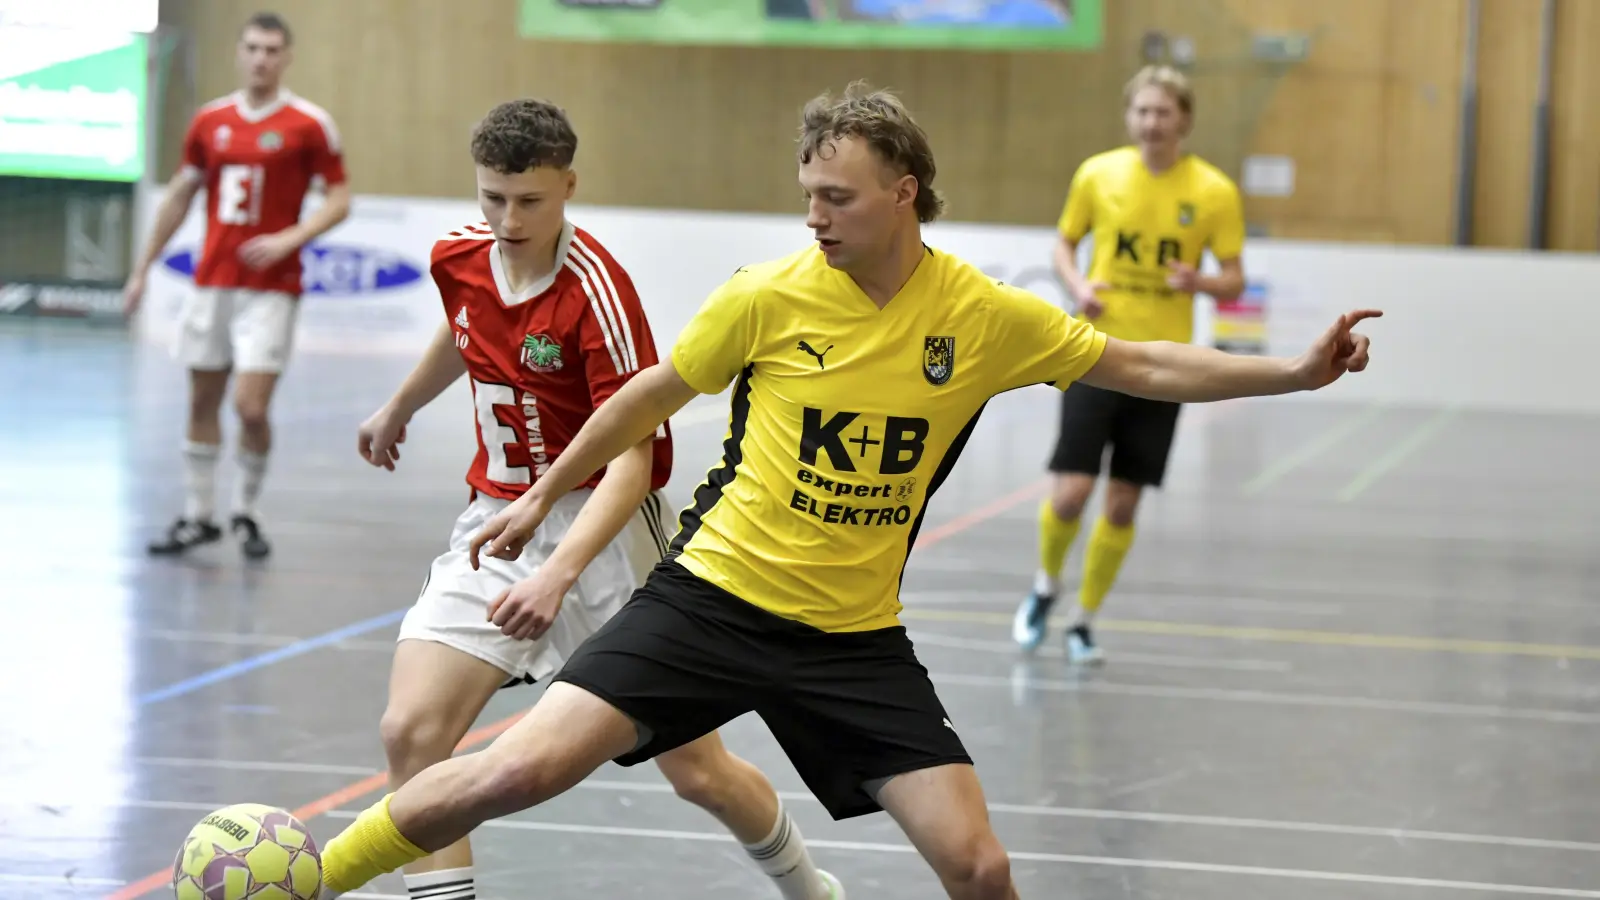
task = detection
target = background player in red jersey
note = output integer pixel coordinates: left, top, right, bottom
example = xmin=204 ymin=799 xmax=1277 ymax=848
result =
xmin=124 ymin=11 xmax=351 ymax=559
xmin=350 ymin=99 xmax=843 ymax=900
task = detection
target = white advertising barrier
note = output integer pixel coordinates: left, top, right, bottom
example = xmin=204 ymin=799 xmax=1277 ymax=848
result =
xmin=1239 ymin=241 xmax=1600 ymax=414
xmin=133 ymin=185 xmax=1600 ymax=415
xmin=134 ymin=186 xmax=473 ymax=356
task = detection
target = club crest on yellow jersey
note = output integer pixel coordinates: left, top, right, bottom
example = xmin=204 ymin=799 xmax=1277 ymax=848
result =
xmin=923 ymin=336 xmax=955 ymax=386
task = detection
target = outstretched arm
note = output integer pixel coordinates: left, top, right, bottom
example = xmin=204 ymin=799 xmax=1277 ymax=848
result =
xmin=469 ymin=361 xmax=699 ymax=566
xmin=1079 ymin=309 xmax=1380 ymax=403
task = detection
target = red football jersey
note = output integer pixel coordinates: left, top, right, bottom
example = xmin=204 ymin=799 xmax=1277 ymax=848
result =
xmin=180 ymin=90 xmax=346 ymax=295
xmin=432 ymin=220 xmax=674 ymax=501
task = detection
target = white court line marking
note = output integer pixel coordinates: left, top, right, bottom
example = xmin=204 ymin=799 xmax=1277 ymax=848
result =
xmin=909 ymin=631 xmax=1293 ymax=673
xmin=0 ymin=873 xmax=126 ymax=887
xmin=935 ymin=672 xmax=1600 ymax=726
xmin=136 ymin=756 xmax=375 ymax=776
xmin=0 ymin=873 xmax=401 ymax=899
xmin=317 ymin=812 xmax=1600 ymax=898
xmin=115 ymin=761 xmax=1600 ymax=854
xmin=132 ymin=628 xmax=394 ymax=652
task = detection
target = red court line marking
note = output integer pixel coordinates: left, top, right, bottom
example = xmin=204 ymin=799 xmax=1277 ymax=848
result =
xmin=913 ymin=478 xmax=1049 ymax=549
xmin=108 ymin=473 xmax=1056 ymax=899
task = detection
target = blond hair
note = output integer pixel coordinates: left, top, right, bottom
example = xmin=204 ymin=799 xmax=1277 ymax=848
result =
xmin=1124 ymin=65 xmax=1194 ymax=117
xmin=797 ymin=81 xmax=945 ymax=224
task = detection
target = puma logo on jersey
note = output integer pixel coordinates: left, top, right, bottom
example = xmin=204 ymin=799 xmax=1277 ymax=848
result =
xmin=797 ymin=340 xmax=834 ymax=369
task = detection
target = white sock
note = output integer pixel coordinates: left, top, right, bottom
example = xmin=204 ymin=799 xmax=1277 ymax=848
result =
xmin=402 ymin=866 xmax=475 ymax=900
xmin=182 ymin=441 xmax=221 ymax=522
xmin=743 ymin=803 xmax=830 ymax=900
xmin=1033 ymin=570 xmax=1058 ymax=598
xmin=232 ymin=448 xmax=269 ymax=518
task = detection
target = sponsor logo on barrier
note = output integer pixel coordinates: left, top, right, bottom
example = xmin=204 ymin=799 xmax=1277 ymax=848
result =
xmin=0 ymin=281 xmax=123 ymax=319
xmin=1213 ymin=279 xmax=1269 ymax=355
xmin=160 ymin=243 xmax=425 ymax=295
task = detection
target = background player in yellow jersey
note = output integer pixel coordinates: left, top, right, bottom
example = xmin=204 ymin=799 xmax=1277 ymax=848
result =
xmin=306 ymin=82 xmax=1377 ymax=900
xmin=1016 ymin=65 xmax=1247 ymax=664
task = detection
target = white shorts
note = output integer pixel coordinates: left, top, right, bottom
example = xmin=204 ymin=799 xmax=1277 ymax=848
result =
xmin=397 ymin=488 xmax=677 ymax=684
xmin=175 ymin=287 xmax=299 ymax=373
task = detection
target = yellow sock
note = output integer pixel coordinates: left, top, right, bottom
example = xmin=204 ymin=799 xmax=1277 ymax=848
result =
xmin=1035 ymin=499 xmax=1081 ymax=595
xmin=320 ymin=794 xmax=429 ymax=894
xmin=1078 ymin=517 xmax=1135 ymax=617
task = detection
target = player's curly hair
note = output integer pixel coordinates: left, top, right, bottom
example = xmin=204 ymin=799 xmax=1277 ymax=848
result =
xmin=471 ymin=99 xmax=578 ymax=173
xmin=797 ymin=81 xmax=945 ymax=224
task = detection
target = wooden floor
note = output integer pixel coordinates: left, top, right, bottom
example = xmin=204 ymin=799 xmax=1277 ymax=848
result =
xmin=3 ymin=318 xmax=1599 ymax=899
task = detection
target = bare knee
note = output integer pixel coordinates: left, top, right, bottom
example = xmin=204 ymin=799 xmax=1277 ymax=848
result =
xmin=1050 ymin=474 xmax=1094 ymax=522
xmin=1103 ymin=479 xmax=1144 ymax=527
xmin=943 ymin=834 xmax=1013 ymax=899
xmin=657 ymin=749 xmax=734 ymax=816
xmin=188 ymin=373 xmax=228 ymax=426
xmin=380 ymin=706 xmax=464 ymax=783
xmin=233 ymin=395 xmax=271 ymax=434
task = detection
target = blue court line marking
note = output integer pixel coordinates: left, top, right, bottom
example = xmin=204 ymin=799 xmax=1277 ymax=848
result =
xmin=136 ymin=609 xmax=406 ymax=706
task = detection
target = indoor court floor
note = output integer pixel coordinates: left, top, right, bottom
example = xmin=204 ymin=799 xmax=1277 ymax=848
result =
xmin=3 ymin=318 xmax=1599 ymax=899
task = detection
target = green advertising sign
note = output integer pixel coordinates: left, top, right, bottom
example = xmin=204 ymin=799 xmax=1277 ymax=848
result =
xmin=0 ymin=30 xmax=147 ymax=182
xmin=520 ymin=0 xmax=1102 ymax=51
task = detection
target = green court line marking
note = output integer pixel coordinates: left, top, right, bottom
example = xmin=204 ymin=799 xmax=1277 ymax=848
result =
xmin=1336 ymin=405 xmax=1461 ymax=502
xmin=1241 ymin=403 xmax=1386 ymax=495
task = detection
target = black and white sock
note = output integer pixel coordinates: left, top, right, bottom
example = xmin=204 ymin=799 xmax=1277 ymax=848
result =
xmin=402 ymin=866 xmax=475 ymax=900
xmin=742 ymin=803 xmax=830 ymax=900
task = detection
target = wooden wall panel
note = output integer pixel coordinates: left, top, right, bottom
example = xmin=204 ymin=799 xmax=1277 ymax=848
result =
xmin=1471 ymin=0 xmax=1541 ymax=249
xmin=1384 ymin=1 xmax=1467 ymax=248
xmin=155 ymin=0 xmax=1481 ymax=248
xmin=1547 ymin=0 xmax=1600 ymax=252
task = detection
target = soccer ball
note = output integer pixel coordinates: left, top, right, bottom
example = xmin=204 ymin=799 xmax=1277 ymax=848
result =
xmin=171 ymin=803 xmax=322 ymax=899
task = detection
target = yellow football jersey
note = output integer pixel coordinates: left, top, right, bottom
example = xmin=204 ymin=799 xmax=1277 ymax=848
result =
xmin=1058 ymin=146 xmax=1245 ymax=344
xmin=667 ymin=244 xmax=1107 ymax=633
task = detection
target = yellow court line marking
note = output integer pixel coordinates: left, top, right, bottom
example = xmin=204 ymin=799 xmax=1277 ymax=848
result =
xmin=901 ymin=609 xmax=1600 ymax=661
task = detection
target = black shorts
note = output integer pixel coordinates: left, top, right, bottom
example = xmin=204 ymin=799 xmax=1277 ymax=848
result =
xmin=551 ymin=560 xmax=973 ymax=820
xmin=1048 ymin=383 xmax=1182 ymax=487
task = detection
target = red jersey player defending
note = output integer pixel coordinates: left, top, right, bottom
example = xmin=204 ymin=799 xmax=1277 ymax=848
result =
xmin=124 ymin=12 xmax=351 ymax=560
xmin=350 ymin=100 xmax=844 ymax=900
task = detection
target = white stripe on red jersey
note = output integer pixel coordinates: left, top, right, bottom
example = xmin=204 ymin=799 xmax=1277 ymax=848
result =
xmin=570 ymin=235 xmax=640 ymax=373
